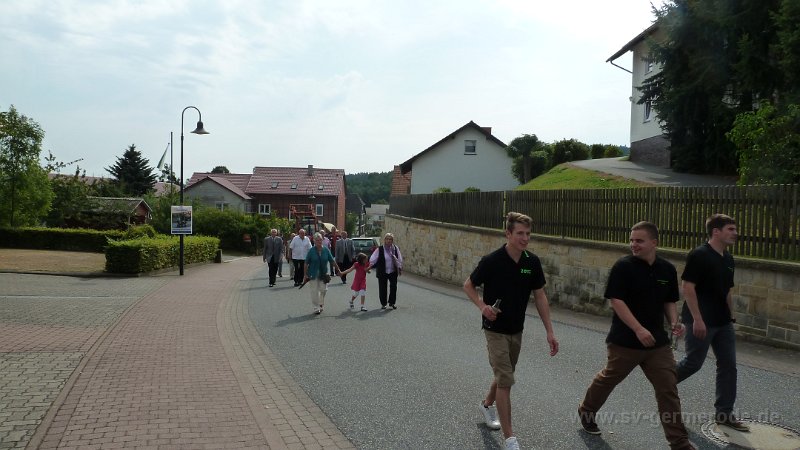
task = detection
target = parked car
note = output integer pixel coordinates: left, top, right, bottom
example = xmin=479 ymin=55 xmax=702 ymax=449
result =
xmin=351 ymin=237 xmax=379 ymax=256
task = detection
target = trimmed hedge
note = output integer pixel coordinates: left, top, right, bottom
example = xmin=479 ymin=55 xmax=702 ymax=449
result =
xmin=0 ymin=227 xmax=125 ymax=252
xmin=105 ymin=235 xmax=220 ymax=274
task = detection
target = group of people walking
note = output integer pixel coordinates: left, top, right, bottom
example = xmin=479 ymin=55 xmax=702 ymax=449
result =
xmin=467 ymin=212 xmax=745 ymax=450
xmin=264 ymin=211 xmax=746 ymax=450
xmin=263 ymin=229 xmax=404 ymax=314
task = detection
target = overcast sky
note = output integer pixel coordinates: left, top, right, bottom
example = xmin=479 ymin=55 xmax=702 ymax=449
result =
xmin=1 ymin=0 xmax=663 ymax=179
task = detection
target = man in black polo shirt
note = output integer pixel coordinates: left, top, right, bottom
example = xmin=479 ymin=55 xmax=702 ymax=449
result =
xmin=578 ymin=221 xmax=694 ymax=450
xmin=676 ymin=214 xmax=749 ymax=432
xmin=463 ymin=212 xmax=559 ymax=450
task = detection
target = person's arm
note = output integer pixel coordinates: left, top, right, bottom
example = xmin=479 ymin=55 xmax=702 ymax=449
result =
xmin=463 ymin=277 xmax=497 ymax=321
xmin=664 ymin=302 xmax=685 ymax=337
xmin=682 ymin=280 xmax=707 ymax=339
xmin=369 ymin=248 xmax=379 ymax=267
xmin=610 ymin=298 xmax=655 ymax=347
xmin=263 ymin=238 xmax=268 ymax=262
xmin=328 ymin=250 xmax=341 ymax=275
xmin=726 ymin=291 xmax=735 ymax=323
xmin=532 ymin=288 xmax=559 ymax=356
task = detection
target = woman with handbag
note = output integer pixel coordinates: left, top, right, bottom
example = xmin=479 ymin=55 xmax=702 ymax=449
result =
xmin=304 ymin=232 xmax=341 ymax=315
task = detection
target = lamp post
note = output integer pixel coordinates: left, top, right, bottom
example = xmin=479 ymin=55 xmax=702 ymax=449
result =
xmin=179 ymin=106 xmax=209 ymax=275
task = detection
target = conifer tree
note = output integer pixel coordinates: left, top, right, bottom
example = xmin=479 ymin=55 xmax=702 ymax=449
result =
xmin=105 ymin=144 xmax=157 ymax=196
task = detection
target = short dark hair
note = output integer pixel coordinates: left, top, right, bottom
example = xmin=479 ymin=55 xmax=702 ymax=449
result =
xmin=505 ymin=211 xmax=532 ymax=233
xmin=631 ymin=221 xmax=659 ymax=240
xmin=706 ymin=214 xmax=736 ymax=237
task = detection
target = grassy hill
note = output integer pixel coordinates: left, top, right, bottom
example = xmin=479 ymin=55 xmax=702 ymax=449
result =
xmin=517 ymin=163 xmax=652 ymax=190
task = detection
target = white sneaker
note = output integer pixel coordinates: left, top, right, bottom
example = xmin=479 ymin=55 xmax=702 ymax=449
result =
xmin=504 ymin=436 xmax=520 ymax=450
xmin=479 ymin=402 xmax=501 ymax=430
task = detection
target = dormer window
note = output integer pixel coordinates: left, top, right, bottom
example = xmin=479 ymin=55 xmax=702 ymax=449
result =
xmin=271 ymin=181 xmax=279 ymax=189
xmin=291 ymin=183 xmax=297 ymax=189
xmin=318 ymin=184 xmax=324 ymax=190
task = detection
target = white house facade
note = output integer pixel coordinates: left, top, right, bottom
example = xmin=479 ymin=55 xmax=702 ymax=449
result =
xmin=608 ymin=24 xmax=670 ymax=167
xmin=399 ymin=121 xmax=517 ymax=194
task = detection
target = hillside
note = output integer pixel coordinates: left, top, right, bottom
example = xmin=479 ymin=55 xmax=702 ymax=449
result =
xmin=345 ymin=171 xmax=392 ymax=205
xmin=517 ymin=164 xmax=652 ymax=190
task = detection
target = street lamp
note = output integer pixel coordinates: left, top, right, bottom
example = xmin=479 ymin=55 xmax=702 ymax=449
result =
xmin=179 ymin=106 xmax=209 ymax=275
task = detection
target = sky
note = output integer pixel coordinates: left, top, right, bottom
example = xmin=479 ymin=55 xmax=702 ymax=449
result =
xmin=0 ymin=0 xmax=665 ymax=180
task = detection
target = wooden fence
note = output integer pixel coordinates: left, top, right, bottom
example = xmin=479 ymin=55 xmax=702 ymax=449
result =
xmin=389 ymin=184 xmax=800 ymax=261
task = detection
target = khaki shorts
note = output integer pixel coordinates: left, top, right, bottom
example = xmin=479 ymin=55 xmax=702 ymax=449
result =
xmin=484 ymin=330 xmax=522 ymax=388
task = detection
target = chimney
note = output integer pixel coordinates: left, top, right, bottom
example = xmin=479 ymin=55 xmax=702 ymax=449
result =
xmin=481 ymin=127 xmax=492 ymax=135
xmin=307 ymin=164 xmax=314 ymax=176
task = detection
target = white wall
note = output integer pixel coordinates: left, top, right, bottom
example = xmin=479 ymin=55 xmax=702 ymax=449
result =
xmin=629 ymin=29 xmax=667 ymax=143
xmin=410 ymin=128 xmax=518 ymax=194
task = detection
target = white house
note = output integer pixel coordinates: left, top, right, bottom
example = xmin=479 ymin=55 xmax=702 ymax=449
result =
xmin=607 ymin=23 xmax=670 ymax=167
xmin=398 ymin=121 xmax=518 ymax=194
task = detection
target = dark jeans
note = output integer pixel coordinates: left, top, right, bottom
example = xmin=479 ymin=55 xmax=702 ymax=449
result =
xmin=377 ymin=271 xmax=398 ymax=306
xmin=676 ymin=322 xmax=737 ymax=416
xmin=267 ymin=258 xmax=279 ymax=284
xmin=292 ymin=259 xmax=305 ymax=285
xmin=580 ymin=344 xmax=689 ymax=449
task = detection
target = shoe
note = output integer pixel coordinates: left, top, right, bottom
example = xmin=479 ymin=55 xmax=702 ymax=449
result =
xmin=504 ymin=436 xmax=520 ymax=450
xmin=279 ymin=274 xmax=283 ymax=278
xmin=478 ymin=402 xmax=501 ymax=430
xmin=349 ymin=302 xmax=354 ymax=309
xmin=342 ymin=280 xmax=347 ymax=284
xmin=578 ymin=408 xmax=601 ymax=435
xmin=390 ymin=304 xmax=397 ymax=310
xmin=269 ymin=283 xmax=274 ymax=287
xmin=360 ymin=306 xmax=368 ymax=311
xmin=314 ymin=308 xmax=321 ymax=315
xmin=715 ymin=414 xmax=750 ymax=432
xmin=319 ymin=305 xmax=323 ymax=313
xmin=381 ymin=305 xmax=386 ymax=309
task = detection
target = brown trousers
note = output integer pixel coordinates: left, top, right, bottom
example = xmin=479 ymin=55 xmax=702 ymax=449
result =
xmin=580 ymin=343 xmax=690 ymax=450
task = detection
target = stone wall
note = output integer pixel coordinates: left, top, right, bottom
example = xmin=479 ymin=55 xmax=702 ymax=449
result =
xmin=387 ymin=215 xmax=800 ymax=350
xmin=630 ymin=135 xmax=671 ymax=167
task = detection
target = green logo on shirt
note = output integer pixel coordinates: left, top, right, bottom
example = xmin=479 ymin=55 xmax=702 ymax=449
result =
xmin=657 ymin=279 xmax=669 ymax=285
xmin=520 ymin=268 xmax=531 ymax=275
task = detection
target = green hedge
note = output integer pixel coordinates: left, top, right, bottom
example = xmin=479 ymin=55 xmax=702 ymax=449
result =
xmin=105 ymin=235 xmax=220 ymax=274
xmin=0 ymin=227 xmax=125 ymax=252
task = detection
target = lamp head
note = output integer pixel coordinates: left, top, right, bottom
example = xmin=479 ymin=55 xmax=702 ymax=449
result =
xmin=191 ymin=121 xmax=209 ymax=135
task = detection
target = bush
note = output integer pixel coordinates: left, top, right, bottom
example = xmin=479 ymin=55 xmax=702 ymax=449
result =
xmin=0 ymin=226 xmax=124 ymax=252
xmin=192 ymin=207 xmax=292 ymax=254
xmin=105 ymin=235 xmax=219 ymax=273
xmin=552 ymin=139 xmax=590 ymax=165
xmin=122 ymin=224 xmax=157 ymax=240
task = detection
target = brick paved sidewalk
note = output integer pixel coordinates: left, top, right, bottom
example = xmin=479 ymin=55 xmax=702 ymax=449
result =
xmin=29 ymin=257 xmax=353 ymax=449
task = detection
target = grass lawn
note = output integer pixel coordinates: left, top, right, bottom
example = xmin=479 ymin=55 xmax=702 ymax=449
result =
xmin=517 ymin=163 xmax=653 ymax=190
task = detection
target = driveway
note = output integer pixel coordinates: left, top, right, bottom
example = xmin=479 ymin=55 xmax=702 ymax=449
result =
xmin=569 ymin=157 xmax=738 ymax=187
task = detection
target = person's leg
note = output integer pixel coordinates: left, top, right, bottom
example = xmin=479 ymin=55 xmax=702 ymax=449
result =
xmin=277 ymin=256 xmax=283 ymax=277
xmin=310 ymin=279 xmax=321 ymax=310
xmin=495 ymin=386 xmax=513 ymax=438
xmin=676 ymin=321 xmax=712 ymax=383
xmin=268 ymin=261 xmax=277 ymax=285
xmin=640 ymin=345 xmax=690 ymax=449
xmin=710 ymin=323 xmax=738 ymax=419
xmin=319 ymin=279 xmax=328 ymax=309
xmin=483 ymin=331 xmax=520 ymax=439
xmin=377 ymin=275 xmax=388 ymax=307
xmin=388 ymin=271 xmax=398 ymax=307
xmin=293 ymin=260 xmax=302 ymax=285
xmin=579 ymin=344 xmax=639 ymax=417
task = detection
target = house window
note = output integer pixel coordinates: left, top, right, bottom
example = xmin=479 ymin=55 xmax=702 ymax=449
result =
xmin=644 ymin=100 xmax=653 ymax=122
xmin=464 ymin=140 xmax=476 ymax=155
xmin=258 ymin=203 xmax=271 ymax=215
xmin=291 ymin=183 xmax=298 ymax=189
xmin=271 ymin=182 xmax=278 ymax=189
xmin=645 ymin=57 xmax=655 ymax=74
xmin=315 ymin=204 xmax=324 ymax=216
xmin=318 ymin=184 xmax=324 ymax=190
xmin=215 ymin=201 xmax=229 ymax=211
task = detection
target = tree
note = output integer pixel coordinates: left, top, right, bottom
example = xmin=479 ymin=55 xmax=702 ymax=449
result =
xmin=211 ymin=166 xmax=230 ymax=174
xmin=43 ymin=151 xmax=89 ymax=227
xmin=158 ymin=164 xmax=178 ymax=184
xmin=512 ymin=149 xmax=551 ymax=184
xmin=551 ymin=139 xmax=590 ymax=165
xmin=344 ymin=172 xmax=391 ymax=205
xmin=640 ymin=0 xmax=783 ymax=175
xmin=727 ymin=102 xmax=800 ymax=184
xmin=505 ymin=134 xmax=546 ymax=184
xmin=105 ymin=144 xmax=157 ymax=196
xmin=0 ymin=105 xmax=52 ymax=226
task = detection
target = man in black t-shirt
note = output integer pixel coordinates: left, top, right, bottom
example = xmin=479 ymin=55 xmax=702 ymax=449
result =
xmin=676 ymin=214 xmax=749 ymax=432
xmin=463 ymin=212 xmax=558 ymax=450
xmin=578 ymin=222 xmax=694 ymax=450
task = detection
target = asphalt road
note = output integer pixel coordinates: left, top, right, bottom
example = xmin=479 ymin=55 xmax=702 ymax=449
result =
xmin=248 ymin=266 xmax=800 ymax=449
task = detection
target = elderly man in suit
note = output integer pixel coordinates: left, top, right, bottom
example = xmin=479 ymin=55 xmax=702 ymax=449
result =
xmin=335 ymin=231 xmax=356 ymax=284
xmin=263 ymin=228 xmax=284 ymax=287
